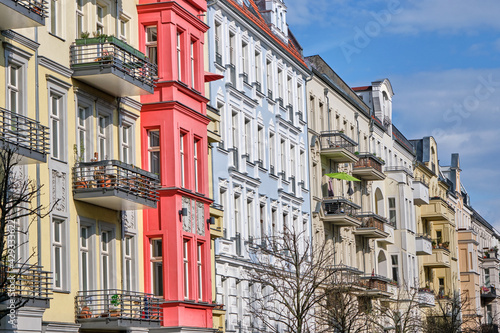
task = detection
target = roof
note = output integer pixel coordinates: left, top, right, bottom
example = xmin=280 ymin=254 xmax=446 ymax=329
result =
xmin=352 ymin=86 xmax=372 ymax=91
xmin=225 ymin=0 xmax=308 ymax=69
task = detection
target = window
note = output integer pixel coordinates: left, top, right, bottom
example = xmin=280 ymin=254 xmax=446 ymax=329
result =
xmin=485 ymin=268 xmax=490 ymax=286
xmin=269 ymin=132 xmax=275 ymax=173
xmin=146 ymin=26 xmax=158 ymax=65
xmin=244 ymin=118 xmax=251 ymax=160
xmin=290 ymin=144 xmax=296 ymax=177
xmin=247 ymin=199 xmax=253 ymax=241
xmin=229 ymin=33 xmax=235 ymax=65
xmin=180 ymin=133 xmax=186 ymax=188
xmin=119 ymin=16 xmax=128 ymax=41
xmin=177 ymin=32 xmax=182 ymax=81
xmin=101 ymin=230 xmax=110 ymax=290
xmin=52 ymin=218 xmax=66 ymax=290
xmin=242 ymin=42 xmax=248 ymax=76
xmin=124 ymin=235 xmax=134 ymax=291
xmin=77 ymin=106 xmax=88 ymax=162
xmin=388 ymin=198 xmax=396 ymax=226
xmin=280 ymin=139 xmax=286 ymax=177
xmin=183 ymin=240 xmax=189 ymax=299
xmin=260 ymin=205 xmax=266 ymax=246
xmin=97 ymin=115 xmax=108 ymax=160
xmin=194 ymin=139 xmax=201 ymax=192
xmin=7 ymin=64 xmax=21 ymax=115
xmin=255 ymin=52 xmax=261 ymax=84
xmin=266 ymin=60 xmax=272 ymax=95
xmin=197 ymin=243 xmax=203 ymax=301
xmin=297 ymin=84 xmax=303 ymax=112
xmin=50 ymin=0 xmax=58 ymax=35
xmin=190 ymin=41 xmax=195 ymax=89
xmin=438 ymin=277 xmax=445 ymax=296
xmin=214 ymin=22 xmax=221 ymax=60
xmin=278 ymin=69 xmax=283 ymax=99
xmin=76 ymin=0 xmax=84 ymax=38
xmin=231 ymin=112 xmax=238 ymax=149
xmin=391 ymin=255 xmax=399 ymax=283
xmin=148 ymin=130 xmax=160 ymax=179
xmin=300 ymin=150 xmax=305 ymax=185
xmin=257 ymin=125 xmax=264 ymax=164
xmin=287 ymin=76 xmax=292 ymax=105
xmin=50 ymin=94 xmax=63 ymax=160
xmin=80 ymin=225 xmax=92 ymax=292
xmin=121 ymin=125 xmax=131 ymax=164
xmin=151 ymin=239 xmax=163 ymax=296
xmin=96 ymin=5 xmax=104 ymax=34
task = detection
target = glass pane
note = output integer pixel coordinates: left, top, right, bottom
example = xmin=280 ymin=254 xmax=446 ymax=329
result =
xmin=55 ymin=247 xmax=61 ymax=287
xmin=150 ymin=151 xmax=160 ymax=175
xmin=78 ymin=108 xmax=85 ymax=126
xmin=125 ymin=259 xmax=131 ymax=291
xmin=101 ymin=232 xmax=108 ymax=251
xmin=102 ymin=258 xmax=108 ymax=290
xmin=125 ymin=237 xmax=131 ymax=256
xmin=147 ymin=27 xmax=157 ymax=42
xmin=10 ymin=67 xmax=16 ymax=86
xmin=81 ymin=227 xmax=87 ymax=247
xmin=149 ymin=131 xmax=160 ymax=147
xmin=152 ymin=239 xmax=162 ymax=257
xmin=10 ymin=91 xmax=17 ymax=113
xmin=82 ymin=252 xmax=88 ymax=291
xmin=52 ymin=96 xmax=58 ymax=116
xmin=54 ymin=221 xmax=60 ymax=243
xmin=52 ymin=119 xmax=59 ymax=158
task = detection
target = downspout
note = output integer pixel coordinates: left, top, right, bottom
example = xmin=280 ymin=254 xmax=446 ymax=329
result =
xmin=303 ymin=72 xmax=315 ymax=259
xmin=115 ymin=0 xmax=119 ymax=38
xmin=355 ymin=112 xmax=363 ymax=211
xmin=35 ymin=26 xmax=41 ymax=265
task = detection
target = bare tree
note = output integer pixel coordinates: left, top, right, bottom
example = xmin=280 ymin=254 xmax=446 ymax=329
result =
xmin=246 ymin=224 xmax=339 ymax=333
xmin=0 ymin=147 xmax=55 ymax=320
xmin=371 ymin=281 xmax=423 ymax=333
xmin=423 ymin=291 xmax=482 ymax=333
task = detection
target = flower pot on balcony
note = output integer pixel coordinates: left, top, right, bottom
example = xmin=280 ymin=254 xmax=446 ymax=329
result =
xmin=78 ymin=306 xmax=92 ymax=319
xmin=75 ymin=180 xmax=88 ymax=189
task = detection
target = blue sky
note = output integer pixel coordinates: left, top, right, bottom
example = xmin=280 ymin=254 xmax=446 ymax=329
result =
xmin=285 ymin=0 xmax=500 ymax=228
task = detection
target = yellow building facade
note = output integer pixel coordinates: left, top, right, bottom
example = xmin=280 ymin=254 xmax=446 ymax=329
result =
xmin=0 ymin=1 xmax=160 ymax=332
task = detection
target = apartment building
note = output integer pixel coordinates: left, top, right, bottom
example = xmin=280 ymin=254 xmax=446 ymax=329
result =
xmin=0 ymin=0 xmax=160 ymax=332
xmin=206 ymin=0 xmax=311 ymax=331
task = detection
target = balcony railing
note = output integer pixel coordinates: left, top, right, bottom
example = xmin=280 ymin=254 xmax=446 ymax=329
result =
xmin=70 ymin=37 xmax=157 ymax=96
xmin=481 ymin=285 xmax=497 ymax=301
xmin=72 ymin=160 xmax=160 ymax=210
xmin=354 ymin=153 xmax=383 ymax=172
xmin=241 ymin=72 xmax=249 ymax=84
xmin=0 ymin=0 xmax=47 ymax=30
xmin=322 ymin=197 xmax=362 ymax=227
xmin=0 ymin=263 xmax=52 ymax=308
xmin=276 ymin=97 xmax=284 ymax=108
xmin=418 ymin=288 xmax=436 ymax=307
xmin=75 ymin=289 xmax=162 ymax=329
xmin=0 ymin=107 xmax=49 ymax=163
xmin=319 ymin=131 xmax=358 ymax=163
xmin=355 ymin=212 xmax=389 ymax=238
xmin=384 ymin=166 xmax=413 ymax=176
xmin=359 ymin=275 xmax=390 ymax=293
xmin=431 ymin=239 xmax=451 ymax=252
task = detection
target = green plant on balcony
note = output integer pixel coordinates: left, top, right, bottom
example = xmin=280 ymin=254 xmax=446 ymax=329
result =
xmin=109 ymin=294 xmax=121 ymax=317
xmin=442 ymin=241 xmax=450 ymax=249
xmin=80 ymin=31 xmax=90 ymax=38
xmin=354 ymin=151 xmax=359 ymax=155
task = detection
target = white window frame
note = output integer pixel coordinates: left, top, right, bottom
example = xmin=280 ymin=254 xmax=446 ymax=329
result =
xmin=148 ymin=129 xmax=160 ymax=179
xmin=150 ymin=238 xmax=163 ymax=296
xmin=180 ymin=132 xmax=186 ymax=188
xmin=183 ymin=239 xmax=189 ymax=299
xmin=76 ymin=0 xmax=84 ymax=38
xmin=50 ymin=93 xmax=63 ymax=160
xmin=7 ymin=64 xmax=21 ymax=115
xmin=177 ymin=31 xmax=182 ymax=81
xmin=50 ymin=0 xmax=59 ymax=35
xmin=96 ymin=4 xmax=105 ymax=34
xmin=119 ymin=13 xmax=130 ymax=42
xmin=123 ymin=234 xmax=136 ymax=291
xmin=194 ymin=138 xmax=199 ymax=193
xmin=52 ymin=217 xmax=69 ymax=292
xmin=197 ymin=243 xmax=203 ymax=301
xmin=146 ymin=26 xmax=158 ymax=66
xmin=190 ymin=40 xmax=195 ymax=89
xmin=99 ymin=223 xmax=115 ymax=290
xmin=79 ymin=219 xmax=96 ymax=292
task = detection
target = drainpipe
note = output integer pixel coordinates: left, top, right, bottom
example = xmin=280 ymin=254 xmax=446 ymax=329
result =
xmin=115 ymin=0 xmax=119 ymax=38
xmin=35 ymin=26 xmax=42 ymax=265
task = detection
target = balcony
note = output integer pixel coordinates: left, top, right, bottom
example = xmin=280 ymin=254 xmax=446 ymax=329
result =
xmin=0 ymin=0 xmax=47 ymax=30
xmin=416 ymin=234 xmax=433 ymax=255
xmin=321 ymin=197 xmax=361 ymax=227
xmin=70 ymin=37 xmax=157 ymax=96
xmin=413 ymin=178 xmax=429 ymax=205
xmin=384 ymin=166 xmax=413 ymax=183
xmin=319 ymin=131 xmax=358 ymax=163
xmin=422 ymin=246 xmax=451 ymax=268
xmin=0 ymin=107 xmax=49 ymax=163
xmin=418 ymin=289 xmax=435 ymax=307
xmin=354 ymin=212 xmax=390 ymax=239
xmin=0 ymin=264 xmax=52 ymax=309
xmin=481 ymin=286 xmax=497 ymax=303
xmin=358 ymin=275 xmax=392 ymax=298
xmin=75 ymin=289 xmax=162 ymax=330
xmin=72 ymin=160 xmax=160 ymax=210
xmin=352 ymin=153 xmax=385 ymax=181
xmin=421 ymin=197 xmax=451 ymax=222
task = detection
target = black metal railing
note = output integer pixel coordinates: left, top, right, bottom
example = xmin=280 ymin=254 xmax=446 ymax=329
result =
xmin=0 ymin=263 xmax=52 ymax=300
xmin=70 ymin=37 xmax=157 ymax=89
xmin=323 ymin=197 xmax=361 ymax=218
xmin=75 ymin=289 xmax=162 ymax=324
xmin=0 ymin=107 xmax=49 ymax=156
xmin=8 ymin=0 xmax=48 ymax=18
xmin=353 ymin=153 xmax=384 ymax=172
xmin=319 ymin=130 xmax=357 ymax=153
xmin=72 ymin=160 xmax=160 ymax=202
xmin=254 ymin=81 xmax=262 ymax=93
xmin=357 ymin=212 xmax=387 ymax=232
xmin=215 ymin=52 xmax=222 ymax=66
xmin=241 ymin=72 xmax=248 ymax=84
xmin=267 ymin=89 xmax=273 ymax=100
xmin=359 ymin=274 xmax=390 ymax=292
xmin=481 ymin=286 xmax=497 ymax=299
xmin=227 ymin=64 xmax=236 ymax=86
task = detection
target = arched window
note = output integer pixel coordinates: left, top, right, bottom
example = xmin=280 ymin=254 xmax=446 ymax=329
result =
xmin=375 ymin=188 xmax=384 ymax=216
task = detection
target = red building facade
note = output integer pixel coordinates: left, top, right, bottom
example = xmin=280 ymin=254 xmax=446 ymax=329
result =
xmin=137 ymin=0 xmax=213 ymax=330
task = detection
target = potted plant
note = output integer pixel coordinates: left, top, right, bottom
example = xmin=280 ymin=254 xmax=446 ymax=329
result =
xmin=442 ymin=241 xmax=449 ymax=249
xmin=109 ymin=294 xmax=121 ymax=317
xmin=431 ymin=240 xmax=436 ymax=249
xmin=73 ymin=144 xmax=88 ymax=189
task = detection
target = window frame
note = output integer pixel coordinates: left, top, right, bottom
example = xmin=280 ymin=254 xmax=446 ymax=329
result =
xmin=148 ymin=129 xmax=160 ymax=180
xmin=150 ymin=238 xmax=163 ymax=296
xmin=145 ymin=26 xmax=158 ymax=66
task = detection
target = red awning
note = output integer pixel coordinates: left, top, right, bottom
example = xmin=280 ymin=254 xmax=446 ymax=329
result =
xmin=204 ymin=71 xmax=224 ymax=83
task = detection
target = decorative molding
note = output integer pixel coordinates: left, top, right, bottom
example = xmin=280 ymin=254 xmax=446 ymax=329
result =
xmin=182 ymin=197 xmax=191 ymax=232
xmin=51 ymin=170 xmax=66 ymax=213
xmin=219 ymin=178 xmax=228 ymax=190
xmin=190 ymin=199 xmax=196 ymax=233
xmin=2 ymin=30 xmax=39 ymax=51
xmin=122 ymin=211 xmax=136 ymax=232
xmin=39 ymin=56 xmax=73 ymax=78
xmin=120 ymin=97 xmax=142 ymax=112
xmin=46 ymin=74 xmax=72 ymax=90
xmin=3 ymin=42 xmax=33 ymax=60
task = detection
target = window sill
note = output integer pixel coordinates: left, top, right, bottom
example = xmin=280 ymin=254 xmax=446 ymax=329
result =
xmin=48 ymin=32 xmax=65 ymax=42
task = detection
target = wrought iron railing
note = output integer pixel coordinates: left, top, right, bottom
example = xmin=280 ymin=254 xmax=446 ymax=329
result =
xmin=319 ymin=130 xmax=357 ymax=153
xmin=359 ymin=275 xmax=389 ymax=292
xmin=357 ymin=212 xmax=387 ymax=232
xmin=9 ymin=0 xmax=48 ymax=18
xmin=72 ymin=160 xmax=160 ymax=202
xmin=0 ymin=263 xmax=52 ymax=300
xmin=323 ymin=197 xmax=361 ymax=218
xmin=0 ymin=107 xmax=49 ymax=156
xmin=431 ymin=239 xmax=450 ymax=252
xmin=70 ymin=37 xmax=157 ymax=89
xmin=353 ymin=153 xmax=384 ymax=172
xmin=75 ymin=289 xmax=162 ymax=324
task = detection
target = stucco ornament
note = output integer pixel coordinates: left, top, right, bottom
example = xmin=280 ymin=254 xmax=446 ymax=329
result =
xmin=52 ymin=170 xmax=66 ymax=212
xmin=197 ymin=201 xmax=205 ymax=236
xmin=182 ymin=197 xmax=191 ymax=232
